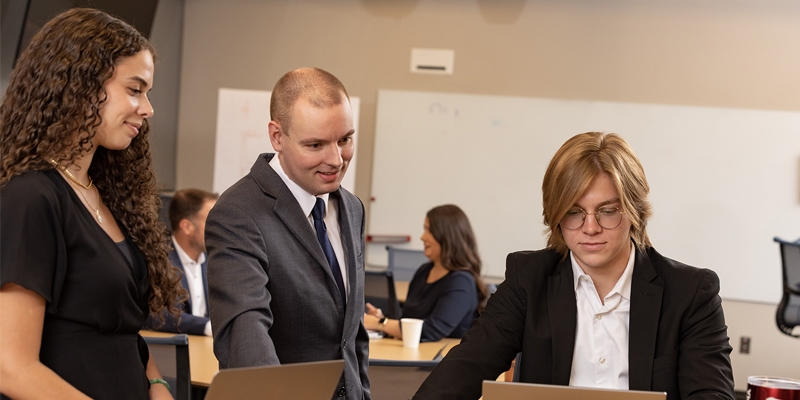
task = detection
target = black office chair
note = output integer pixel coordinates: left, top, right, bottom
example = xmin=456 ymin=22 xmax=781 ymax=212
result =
xmin=365 ymin=269 xmax=402 ymax=319
xmin=367 ymin=359 xmax=440 ymax=400
xmin=774 ymin=237 xmax=800 ymax=337
xmin=386 ymin=246 xmax=430 ymax=282
xmin=143 ymin=334 xmax=192 ymax=400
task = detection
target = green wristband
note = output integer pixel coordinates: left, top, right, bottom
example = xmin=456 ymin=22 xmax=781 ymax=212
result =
xmin=149 ymin=378 xmax=171 ymax=392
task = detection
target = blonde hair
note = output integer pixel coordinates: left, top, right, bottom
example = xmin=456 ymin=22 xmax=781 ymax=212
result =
xmin=542 ymin=132 xmax=652 ymax=257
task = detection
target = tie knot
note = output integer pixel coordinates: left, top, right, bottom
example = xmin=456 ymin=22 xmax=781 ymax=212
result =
xmin=311 ymin=197 xmax=326 ymax=221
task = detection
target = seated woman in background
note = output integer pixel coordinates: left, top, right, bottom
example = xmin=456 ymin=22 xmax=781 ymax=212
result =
xmin=365 ymin=204 xmax=487 ymax=342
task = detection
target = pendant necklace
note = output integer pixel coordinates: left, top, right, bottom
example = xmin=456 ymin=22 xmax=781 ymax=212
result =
xmin=49 ymin=159 xmax=103 ymax=223
xmin=77 ymin=186 xmax=104 ymax=224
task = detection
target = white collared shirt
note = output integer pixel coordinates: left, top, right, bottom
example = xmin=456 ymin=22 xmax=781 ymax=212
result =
xmin=269 ymin=155 xmax=349 ymax=295
xmin=568 ymin=242 xmax=635 ymax=390
xmin=172 ymin=236 xmax=207 ymax=317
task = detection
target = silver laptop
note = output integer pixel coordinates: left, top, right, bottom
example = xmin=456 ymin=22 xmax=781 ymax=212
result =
xmin=205 ymin=359 xmax=345 ymax=400
xmin=482 ymin=381 xmax=667 ymax=400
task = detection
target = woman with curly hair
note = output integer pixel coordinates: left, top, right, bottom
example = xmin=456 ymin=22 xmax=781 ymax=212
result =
xmin=365 ymin=204 xmax=487 ymax=342
xmin=0 ymin=8 xmax=186 ymax=399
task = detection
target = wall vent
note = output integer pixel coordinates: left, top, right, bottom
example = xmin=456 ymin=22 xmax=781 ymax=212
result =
xmin=410 ymin=48 xmax=454 ymax=75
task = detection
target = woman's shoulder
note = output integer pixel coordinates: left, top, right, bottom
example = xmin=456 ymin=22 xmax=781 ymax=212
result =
xmin=447 ymin=269 xmax=476 ymax=282
xmin=2 ymin=170 xmax=69 ymax=227
xmin=440 ymin=269 xmax=477 ymax=292
xmin=3 ymin=169 xmax=62 ymax=199
xmin=411 ymin=261 xmax=434 ymax=280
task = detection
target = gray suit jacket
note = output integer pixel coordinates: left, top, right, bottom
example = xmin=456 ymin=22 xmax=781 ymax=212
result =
xmin=206 ymin=153 xmax=370 ymax=400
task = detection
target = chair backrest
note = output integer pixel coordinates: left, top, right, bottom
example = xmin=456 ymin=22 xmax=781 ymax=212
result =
xmin=386 ymin=246 xmax=429 ymax=282
xmin=774 ymin=237 xmax=800 ymax=337
xmin=367 ymin=359 xmax=439 ymax=400
xmin=143 ymin=334 xmax=191 ymax=400
xmin=365 ymin=269 xmax=403 ymax=319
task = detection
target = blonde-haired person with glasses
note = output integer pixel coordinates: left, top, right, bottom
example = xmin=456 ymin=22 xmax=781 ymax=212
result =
xmin=414 ymin=132 xmax=735 ymax=400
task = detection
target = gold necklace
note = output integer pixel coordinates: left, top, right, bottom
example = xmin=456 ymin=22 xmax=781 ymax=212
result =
xmin=49 ymin=159 xmax=103 ymax=223
xmin=77 ymin=185 xmax=104 ymax=224
xmin=48 ymin=159 xmax=93 ymax=189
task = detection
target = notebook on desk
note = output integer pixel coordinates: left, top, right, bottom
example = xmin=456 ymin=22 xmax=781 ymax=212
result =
xmin=204 ymin=359 xmax=344 ymax=400
xmin=482 ymin=381 xmax=667 ymax=400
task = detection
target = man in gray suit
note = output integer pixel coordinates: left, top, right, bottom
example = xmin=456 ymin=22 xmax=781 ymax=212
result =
xmin=205 ymin=68 xmax=370 ymax=399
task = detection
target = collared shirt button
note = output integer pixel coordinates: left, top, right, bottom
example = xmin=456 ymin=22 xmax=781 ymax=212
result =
xmin=599 ymin=357 xmax=606 ymax=364
xmin=343 ymin=340 xmax=347 ymax=347
xmin=337 ymin=387 xmax=346 ymax=397
xmin=595 ymin=314 xmax=602 ymax=320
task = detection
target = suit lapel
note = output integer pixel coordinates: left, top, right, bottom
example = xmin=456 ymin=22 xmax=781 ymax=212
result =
xmin=334 ymin=189 xmax=365 ymax=335
xmin=251 ymin=154 xmax=335 ymax=274
xmin=547 ymin=258 xmax=577 ymax=385
xmin=628 ymin=248 xmax=663 ymax=391
xmin=169 ymin=249 xmax=193 ymax=312
xmin=332 ymin=190 xmax=357 ymax=309
xmin=251 ymin=154 xmax=346 ymax=309
xmin=201 ymin=258 xmax=210 ymax=316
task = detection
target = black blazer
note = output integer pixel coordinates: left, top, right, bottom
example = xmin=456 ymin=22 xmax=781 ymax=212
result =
xmin=414 ymin=246 xmax=735 ymax=400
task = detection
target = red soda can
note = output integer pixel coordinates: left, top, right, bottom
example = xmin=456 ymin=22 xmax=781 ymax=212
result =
xmin=747 ymin=376 xmax=800 ymax=400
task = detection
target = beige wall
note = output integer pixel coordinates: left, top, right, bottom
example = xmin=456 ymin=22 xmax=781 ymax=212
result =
xmin=176 ymin=0 xmax=800 ymax=389
xmin=176 ymin=0 xmax=800 ymax=198
xmin=725 ymin=299 xmax=800 ymax=391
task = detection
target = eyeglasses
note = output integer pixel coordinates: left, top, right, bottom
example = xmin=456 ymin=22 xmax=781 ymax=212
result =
xmin=560 ymin=207 xmax=626 ymax=230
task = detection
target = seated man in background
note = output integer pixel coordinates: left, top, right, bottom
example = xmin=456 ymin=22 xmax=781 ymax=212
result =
xmin=414 ymin=132 xmax=735 ymax=400
xmin=145 ymin=188 xmax=218 ymax=336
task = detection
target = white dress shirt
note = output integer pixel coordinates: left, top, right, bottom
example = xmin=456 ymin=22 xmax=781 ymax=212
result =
xmin=568 ymin=242 xmax=635 ymax=390
xmin=269 ymin=155 xmax=349 ymax=295
xmin=172 ymin=236 xmax=208 ymax=317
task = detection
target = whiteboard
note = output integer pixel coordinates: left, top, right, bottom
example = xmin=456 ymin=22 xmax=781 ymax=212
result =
xmin=369 ymin=89 xmax=800 ymax=303
xmin=213 ymin=88 xmax=360 ymax=194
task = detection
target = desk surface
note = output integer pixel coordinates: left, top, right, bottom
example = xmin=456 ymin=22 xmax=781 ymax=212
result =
xmin=142 ymin=330 xmax=217 ymax=387
xmin=141 ymin=330 xmax=458 ymax=387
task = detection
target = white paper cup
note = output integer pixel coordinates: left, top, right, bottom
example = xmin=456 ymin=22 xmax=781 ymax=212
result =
xmin=401 ymin=318 xmax=424 ymax=348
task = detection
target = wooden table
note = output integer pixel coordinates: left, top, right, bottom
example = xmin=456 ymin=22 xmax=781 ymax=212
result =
xmin=368 ymin=336 xmax=459 ymax=361
xmin=142 ymin=330 xmax=217 ymax=387
xmin=141 ymin=330 xmax=458 ymax=387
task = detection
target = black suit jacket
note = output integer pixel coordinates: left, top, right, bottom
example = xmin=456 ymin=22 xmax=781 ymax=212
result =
xmin=414 ymin=246 xmax=734 ymax=400
xmin=206 ymin=153 xmax=370 ymax=400
xmin=144 ymin=249 xmax=210 ymax=335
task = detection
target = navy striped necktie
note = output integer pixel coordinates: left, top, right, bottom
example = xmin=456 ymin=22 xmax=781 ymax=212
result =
xmin=312 ymin=197 xmax=346 ymax=307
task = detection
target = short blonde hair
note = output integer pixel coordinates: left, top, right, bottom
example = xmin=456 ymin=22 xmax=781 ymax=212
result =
xmin=542 ymin=132 xmax=652 ymax=257
xmin=269 ymin=67 xmax=349 ymax=134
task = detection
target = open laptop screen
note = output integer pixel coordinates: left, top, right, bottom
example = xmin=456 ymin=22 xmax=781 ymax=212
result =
xmin=205 ymin=359 xmax=345 ymax=400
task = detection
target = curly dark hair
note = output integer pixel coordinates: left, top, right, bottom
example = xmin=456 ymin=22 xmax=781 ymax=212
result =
xmin=426 ymin=204 xmax=488 ymax=312
xmin=0 ymin=8 xmax=185 ymax=319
